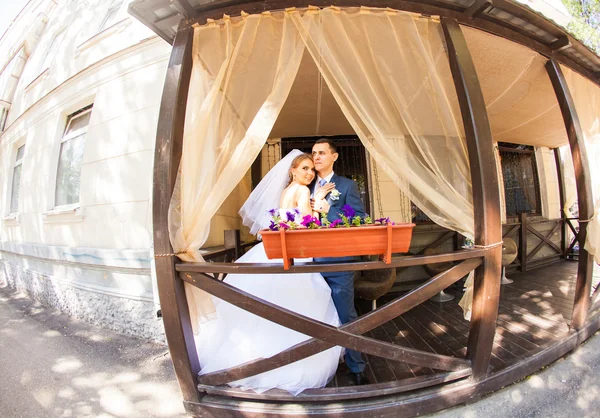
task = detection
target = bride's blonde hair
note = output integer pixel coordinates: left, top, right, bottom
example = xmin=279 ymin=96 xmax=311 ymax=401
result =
xmin=288 ymin=153 xmax=313 ymax=185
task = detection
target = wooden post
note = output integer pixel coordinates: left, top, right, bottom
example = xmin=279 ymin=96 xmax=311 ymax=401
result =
xmin=251 ymin=154 xmax=262 ymax=190
xmin=554 ymin=148 xmax=567 ymax=257
xmin=224 ymin=229 xmax=242 ymax=260
xmin=545 ymin=59 xmax=595 ymax=330
xmin=519 ymin=212 xmax=528 ymax=272
xmin=152 ymin=25 xmax=200 ymax=403
xmin=441 ymin=18 xmax=502 ymax=381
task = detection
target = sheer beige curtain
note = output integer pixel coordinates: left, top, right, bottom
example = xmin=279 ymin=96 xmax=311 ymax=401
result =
xmin=173 ymin=7 xmax=479 ymax=325
xmin=289 ymin=7 xmax=475 ymax=318
xmin=561 ymin=65 xmax=600 ymax=264
xmin=290 ymin=7 xmax=474 ymax=238
xmin=169 ymin=13 xmax=305 ymax=332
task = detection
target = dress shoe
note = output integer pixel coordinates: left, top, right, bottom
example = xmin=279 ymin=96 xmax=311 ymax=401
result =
xmin=352 ymin=372 xmax=370 ymax=385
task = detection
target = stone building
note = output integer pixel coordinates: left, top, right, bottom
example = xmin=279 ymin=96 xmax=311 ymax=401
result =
xmin=0 ymin=0 xmax=169 ymax=340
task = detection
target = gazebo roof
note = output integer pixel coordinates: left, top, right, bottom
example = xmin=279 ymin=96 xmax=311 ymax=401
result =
xmin=128 ymin=0 xmax=600 ymax=85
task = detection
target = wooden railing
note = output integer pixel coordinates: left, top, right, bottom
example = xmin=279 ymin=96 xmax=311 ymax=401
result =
xmin=564 ymin=217 xmax=581 ymax=260
xmin=503 ymin=213 xmax=564 ymax=272
xmin=176 ymin=248 xmax=484 ymax=400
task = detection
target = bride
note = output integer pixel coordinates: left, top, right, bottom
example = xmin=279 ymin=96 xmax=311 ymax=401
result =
xmin=194 ymin=150 xmax=343 ymax=395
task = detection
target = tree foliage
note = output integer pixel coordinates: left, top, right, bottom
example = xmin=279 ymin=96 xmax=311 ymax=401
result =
xmin=562 ymin=0 xmax=600 ymax=54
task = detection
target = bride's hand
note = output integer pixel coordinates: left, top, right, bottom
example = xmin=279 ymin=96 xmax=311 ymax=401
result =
xmin=314 ymin=182 xmax=335 ymax=200
xmin=311 ymin=198 xmax=330 ymax=214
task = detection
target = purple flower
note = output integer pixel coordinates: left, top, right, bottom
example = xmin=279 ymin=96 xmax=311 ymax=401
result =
xmin=286 ymin=211 xmax=296 ymax=222
xmin=269 ymin=220 xmax=277 ymax=231
xmin=301 ymin=215 xmax=322 ymax=228
xmin=342 ymin=204 xmax=355 ymax=219
xmin=279 ymin=222 xmax=290 ymax=230
xmin=268 ymin=208 xmax=277 ymax=216
xmin=301 ymin=214 xmax=314 ymax=227
xmin=294 ymin=208 xmax=300 ymax=214
xmin=375 ymin=217 xmax=392 ymax=225
xmin=329 ymin=219 xmax=342 ymax=228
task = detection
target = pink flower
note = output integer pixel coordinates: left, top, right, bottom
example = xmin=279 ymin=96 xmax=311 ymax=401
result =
xmin=329 ymin=219 xmax=342 ymax=228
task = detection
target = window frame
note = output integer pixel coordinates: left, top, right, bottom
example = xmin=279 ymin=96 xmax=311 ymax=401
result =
xmin=98 ymin=0 xmax=126 ymax=33
xmin=2 ymin=139 xmax=26 ymax=224
xmin=38 ymin=27 xmax=67 ymax=76
xmin=9 ymin=144 xmax=26 ymax=215
xmin=53 ymin=105 xmax=93 ymax=210
xmin=498 ymin=144 xmax=543 ymax=220
xmin=0 ymin=105 xmax=9 ymax=132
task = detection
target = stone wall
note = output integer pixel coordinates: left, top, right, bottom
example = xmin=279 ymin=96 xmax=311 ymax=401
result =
xmin=0 ymin=260 xmax=164 ymax=341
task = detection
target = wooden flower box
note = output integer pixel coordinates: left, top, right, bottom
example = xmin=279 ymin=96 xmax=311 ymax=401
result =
xmin=261 ymin=223 xmax=416 ymax=270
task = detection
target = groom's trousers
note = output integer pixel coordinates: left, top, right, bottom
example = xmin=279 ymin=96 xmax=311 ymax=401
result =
xmin=315 ymin=256 xmax=366 ymax=374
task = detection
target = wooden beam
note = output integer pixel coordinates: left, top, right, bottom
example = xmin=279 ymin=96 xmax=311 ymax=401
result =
xmin=196 ymin=258 xmax=480 ymax=386
xmin=441 ymin=17 xmax=502 ymax=381
xmin=250 ymin=153 xmax=262 ymax=190
xmin=464 ymin=0 xmax=492 ymax=19
xmin=152 ymin=26 xmax=200 ymax=402
xmin=127 ymin=2 xmax=174 ymax=44
xmin=546 ymin=59 xmax=595 ymax=330
xmin=519 ymin=212 xmax=528 ymax=272
xmin=489 ymin=0 xmax=564 ymax=38
xmin=170 ymin=0 xmax=198 ymax=19
xmin=550 ymin=36 xmax=571 ymax=52
xmin=198 ymin=369 xmax=472 ymax=402
xmin=177 ymin=248 xmax=486 ymax=274
xmin=554 ymin=148 xmax=567 ymax=256
xmin=172 ymin=0 xmax=600 ymax=89
xmin=223 ymin=229 xmax=241 ymax=260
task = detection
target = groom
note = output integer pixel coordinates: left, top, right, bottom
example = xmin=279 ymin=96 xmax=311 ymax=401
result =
xmin=311 ymin=138 xmax=369 ymax=385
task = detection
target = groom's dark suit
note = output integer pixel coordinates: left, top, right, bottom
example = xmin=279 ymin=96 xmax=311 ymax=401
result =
xmin=312 ymin=173 xmax=366 ymax=374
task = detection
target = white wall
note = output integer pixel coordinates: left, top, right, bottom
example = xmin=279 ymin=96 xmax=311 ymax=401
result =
xmin=0 ymin=0 xmax=170 ymax=340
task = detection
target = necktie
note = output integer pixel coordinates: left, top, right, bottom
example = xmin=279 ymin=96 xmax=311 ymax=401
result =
xmin=318 ymin=179 xmax=326 ymax=187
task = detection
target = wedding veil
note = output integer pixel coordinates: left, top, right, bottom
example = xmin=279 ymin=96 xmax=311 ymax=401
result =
xmin=239 ymin=149 xmax=305 ymax=235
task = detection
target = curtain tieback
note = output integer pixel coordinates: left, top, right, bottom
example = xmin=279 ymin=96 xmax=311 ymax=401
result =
xmin=575 ymin=216 xmax=595 ymax=223
xmin=472 ymin=241 xmax=504 ymax=250
xmin=154 ymin=251 xmax=187 ymax=258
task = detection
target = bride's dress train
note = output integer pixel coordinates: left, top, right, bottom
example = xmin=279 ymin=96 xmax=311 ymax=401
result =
xmin=194 ymin=241 xmax=343 ymax=395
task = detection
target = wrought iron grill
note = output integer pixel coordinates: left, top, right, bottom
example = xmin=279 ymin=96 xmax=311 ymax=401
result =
xmin=498 ymin=144 xmax=542 ymax=217
xmin=281 ymin=136 xmax=371 ymax=212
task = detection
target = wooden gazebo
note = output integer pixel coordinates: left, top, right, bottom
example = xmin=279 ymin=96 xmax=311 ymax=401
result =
xmin=130 ymin=0 xmax=600 ymax=416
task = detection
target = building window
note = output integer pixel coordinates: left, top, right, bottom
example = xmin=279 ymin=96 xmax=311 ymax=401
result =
xmin=98 ymin=1 xmax=125 ymax=31
xmin=39 ymin=28 xmax=66 ymax=73
xmin=55 ymin=105 xmax=92 ymax=207
xmin=9 ymin=144 xmax=25 ymax=214
xmin=0 ymin=106 xmax=8 ymax=132
xmin=498 ymin=143 xmax=542 ymax=218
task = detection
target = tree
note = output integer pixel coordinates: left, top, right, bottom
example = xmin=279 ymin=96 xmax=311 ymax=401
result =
xmin=562 ymin=0 xmax=600 ymax=54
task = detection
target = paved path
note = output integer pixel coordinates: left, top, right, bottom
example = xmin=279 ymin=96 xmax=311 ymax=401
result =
xmin=432 ymin=329 xmax=600 ymax=418
xmin=0 ymin=284 xmax=185 ymax=418
xmin=2 ymin=283 xmax=600 ymax=417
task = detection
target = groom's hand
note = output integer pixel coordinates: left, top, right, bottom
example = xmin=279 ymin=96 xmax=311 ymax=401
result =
xmin=314 ymin=183 xmax=336 ymax=200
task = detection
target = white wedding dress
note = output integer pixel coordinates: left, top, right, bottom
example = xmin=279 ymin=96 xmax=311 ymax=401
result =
xmin=194 ymin=209 xmax=343 ymax=395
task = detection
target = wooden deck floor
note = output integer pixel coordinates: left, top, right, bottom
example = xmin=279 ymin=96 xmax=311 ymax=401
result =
xmin=333 ymin=260 xmax=579 ymax=386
